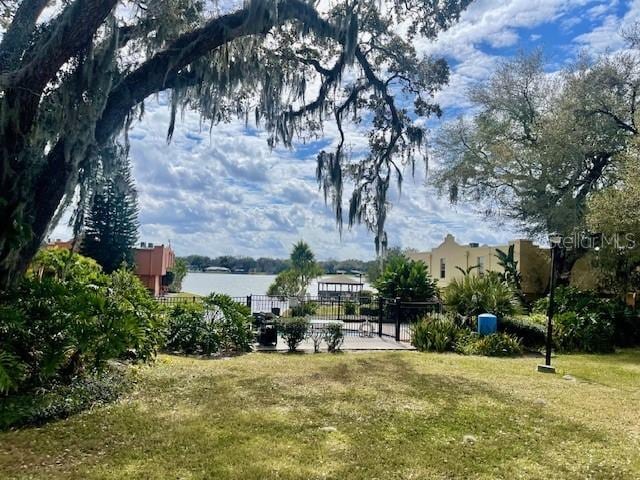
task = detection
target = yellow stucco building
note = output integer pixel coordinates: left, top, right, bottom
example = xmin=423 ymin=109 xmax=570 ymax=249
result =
xmin=407 ymin=234 xmax=550 ymax=298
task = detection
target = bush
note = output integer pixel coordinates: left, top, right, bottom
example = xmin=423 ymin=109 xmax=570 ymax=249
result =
xmin=278 ymin=317 xmax=309 ymax=352
xmin=164 ymin=294 xmax=252 ymax=355
xmin=444 ymin=274 xmax=521 ymax=320
xmin=411 ymin=314 xmax=462 ymax=352
xmin=290 ymin=301 xmax=318 ymax=317
xmin=205 ymin=294 xmax=253 ymax=353
xmin=344 ymin=301 xmax=357 ymax=316
xmin=165 ymin=302 xmax=214 ymax=354
xmin=0 ymin=250 xmax=163 ymax=395
xmin=324 ymin=323 xmax=344 ymax=352
xmin=459 ymin=332 xmax=523 ymax=357
xmin=554 ymin=311 xmax=615 ymax=353
xmin=534 ymin=286 xmax=637 ymax=350
xmin=374 ymin=256 xmax=439 ymax=302
xmin=0 ymin=368 xmax=130 ymax=430
xmin=500 ymin=315 xmax=546 ymax=348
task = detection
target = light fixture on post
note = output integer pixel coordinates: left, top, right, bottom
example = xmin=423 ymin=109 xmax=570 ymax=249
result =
xmin=538 ymin=232 xmax=562 ymax=374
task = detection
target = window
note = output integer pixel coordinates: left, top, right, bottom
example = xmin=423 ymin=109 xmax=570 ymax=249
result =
xmin=440 ymin=258 xmax=446 ymax=279
xmin=477 ymin=256 xmax=485 ymax=276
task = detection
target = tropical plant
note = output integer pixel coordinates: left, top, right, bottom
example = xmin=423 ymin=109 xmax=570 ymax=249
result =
xmin=534 ymin=286 xmax=639 ymax=349
xmin=455 ymin=265 xmax=479 ymax=276
xmin=0 ymin=1 xmax=469 ymax=287
xmin=164 ymin=294 xmax=252 ymax=355
xmin=366 ymin=247 xmax=406 ymax=284
xmin=459 ymin=333 xmax=523 ymax=357
xmin=444 ymin=274 xmax=521 ymax=320
xmin=374 ymin=256 xmax=438 ymax=301
xmin=1 ymin=368 xmax=131 ymax=430
xmin=495 ymin=246 xmax=523 ymax=291
xmin=278 ymin=317 xmax=310 ymax=352
xmin=164 ymin=302 xmax=213 ymax=355
xmin=553 ymin=311 xmax=615 ymax=353
xmin=0 ymin=250 xmax=163 ymax=395
xmin=80 ymin=145 xmax=139 ymax=273
xmin=411 ymin=314 xmax=462 ymax=352
xmin=203 ymin=294 xmax=253 ymax=353
xmin=324 ymin=323 xmax=344 ymax=353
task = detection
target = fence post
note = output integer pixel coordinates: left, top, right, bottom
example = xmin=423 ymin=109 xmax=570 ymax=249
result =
xmin=378 ymin=296 xmax=384 ymax=337
xmin=394 ymin=297 xmax=401 ymax=342
xmin=246 ymin=295 xmax=252 ymax=312
xmin=337 ymin=295 xmax=341 ymax=321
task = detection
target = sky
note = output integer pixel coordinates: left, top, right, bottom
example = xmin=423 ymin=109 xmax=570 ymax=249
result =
xmin=49 ymin=1 xmax=640 ymax=260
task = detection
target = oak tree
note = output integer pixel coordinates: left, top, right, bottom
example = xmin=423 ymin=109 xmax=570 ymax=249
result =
xmin=0 ymin=0 xmax=471 ymax=288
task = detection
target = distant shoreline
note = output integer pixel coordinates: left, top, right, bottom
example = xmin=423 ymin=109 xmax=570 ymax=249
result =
xmin=189 ymin=271 xmax=277 ymax=275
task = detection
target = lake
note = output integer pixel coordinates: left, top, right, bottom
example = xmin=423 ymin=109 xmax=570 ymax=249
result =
xmin=182 ymin=272 xmax=372 ymax=297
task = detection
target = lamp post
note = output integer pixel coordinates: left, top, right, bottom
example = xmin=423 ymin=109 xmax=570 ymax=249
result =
xmin=538 ymin=232 xmax=562 ymax=374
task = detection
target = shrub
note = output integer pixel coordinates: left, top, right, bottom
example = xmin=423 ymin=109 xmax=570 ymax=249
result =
xmin=459 ymin=332 xmax=523 ymax=357
xmin=0 ymin=368 xmax=130 ymax=430
xmin=291 ymin=301 xmax=318 ymax=316
xmin=204 ymin=294 xmax=253 ymax=353
xmin=0 ymin=250 xmax=163 ymax=395
xmin=267 ymin=270 xmax=302 ymax=299
xmin=278 ymin=317 xmax=309 ymax=352
xmin=499 ymin=315 xmax=546 ymax=348
xmin=411 ymin=314 xmax=462 ymax=352
xmin=554 ymin=311 xmax=615 ymax=353
xmin=534 ymin=286 xmax=637 ymax=349
xmin=444 ymin=274 xmax=521 ymax=320
xmin=344 ymin=301 xmax=357 ymax=316
xmin=165 ymin=294 xmax=252 ymax=355
xmin=324 ymin=323 xmax=344 ymax=352
xmin=165 ymin=302 xmax=214 ymax=354
xmin=374 ymin=256 xmax=439 ymax=302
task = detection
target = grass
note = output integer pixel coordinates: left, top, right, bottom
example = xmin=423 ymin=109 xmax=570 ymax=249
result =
xmin=1 ymin=350 xmax=639 ymax=479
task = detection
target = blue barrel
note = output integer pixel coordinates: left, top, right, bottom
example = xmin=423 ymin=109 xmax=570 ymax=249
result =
xmin=478 ymin=313 xmax=497 ymax=335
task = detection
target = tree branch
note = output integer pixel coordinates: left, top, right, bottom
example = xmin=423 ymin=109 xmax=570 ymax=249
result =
xmin=0 ymin=0 xmax=50 ymax=74
xmin=96 ymin=0 xmax=342 ymax=144
xmin=1 ymin=0 xmax=118 ymax=91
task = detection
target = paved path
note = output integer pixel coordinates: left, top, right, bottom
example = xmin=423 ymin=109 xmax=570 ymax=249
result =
xmin=256 ymin=334 xmax=415 ymax=352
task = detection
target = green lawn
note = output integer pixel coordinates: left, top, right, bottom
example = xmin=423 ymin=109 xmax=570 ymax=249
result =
xmin=1 ymin=351 xmax=639 ymax=479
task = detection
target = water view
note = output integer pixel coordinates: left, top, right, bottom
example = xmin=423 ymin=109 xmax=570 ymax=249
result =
xmin=182 ymin=272 xmax=371 ymax=297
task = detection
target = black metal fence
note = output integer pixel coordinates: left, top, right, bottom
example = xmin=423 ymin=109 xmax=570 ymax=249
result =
xmin=156 ymin=294 xmax=442 ymax=343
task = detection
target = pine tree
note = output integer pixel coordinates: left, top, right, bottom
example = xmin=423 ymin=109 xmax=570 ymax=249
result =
xmin=81 ymin=145 xmax=139 ymax=273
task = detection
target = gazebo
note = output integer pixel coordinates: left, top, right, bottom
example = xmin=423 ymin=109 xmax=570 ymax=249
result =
xmin=317 ymin=275 xmax=364 ymax=300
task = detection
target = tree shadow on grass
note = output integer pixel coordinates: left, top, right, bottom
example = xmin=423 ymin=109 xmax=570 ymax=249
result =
xmin=0 ymin=353 xmax=636 ymax=479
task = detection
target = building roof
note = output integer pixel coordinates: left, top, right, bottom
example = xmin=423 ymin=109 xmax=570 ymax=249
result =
xmin=318 ymin=275 xmax=364 ymax=285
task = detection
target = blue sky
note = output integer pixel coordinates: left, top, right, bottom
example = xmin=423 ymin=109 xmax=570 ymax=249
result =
xmin=50 ymin=1 xmax=640 ymax=260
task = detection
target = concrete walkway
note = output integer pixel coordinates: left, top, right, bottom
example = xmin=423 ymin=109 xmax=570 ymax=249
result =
xmin=256 ymin=334 xmax=415 ymax=352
